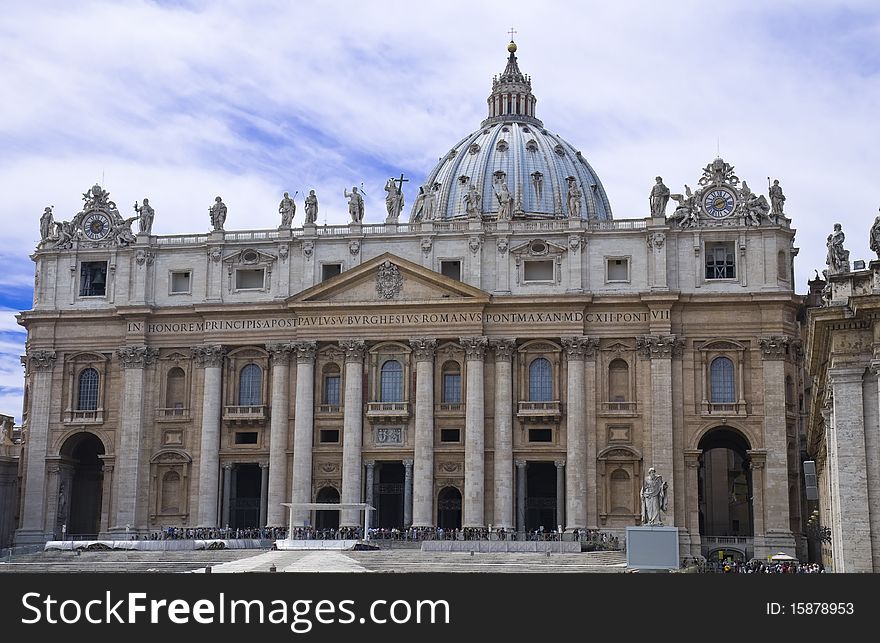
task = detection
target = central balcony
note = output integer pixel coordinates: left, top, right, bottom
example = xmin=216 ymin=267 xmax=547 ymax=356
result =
xmin=366 ymin=401 xmax=410 ymax=422
xmin=63 ymin=408 xmax=104 ymax=424
xmin=517 ymin=400 xmax=561 ymax=421
xmin=223 ymin=405 xmax=267 ymax=423
xmin=156 ymin=407 xmax=190 ymax=422
xmin=701 ymin=402 xmax=747 ymax=417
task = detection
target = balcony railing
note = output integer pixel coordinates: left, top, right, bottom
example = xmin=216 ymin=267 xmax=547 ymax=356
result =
xmin=517 ymin=400 xmax=561 ymax=420
xmin=701 ymin=402 xmax=747 ymax=416
xmin=700 ymin=536 xmax=754 ymax=559
xmin=156 ymin=407 xmax=190 ymax=421
xmin=223 ymin=405 xmax=267 ymax=422
xmin=317 ymin=404 xmax=342 ymax=414
xmin=366 ymin=401 xmax=410 ymax=421
xmin=601 ymin=401 xmax=638 ymax=414
xmin=63 ymin=409 xmax=104 ymax=423
xmin=435 ymin=403 xmax=465 ymax=414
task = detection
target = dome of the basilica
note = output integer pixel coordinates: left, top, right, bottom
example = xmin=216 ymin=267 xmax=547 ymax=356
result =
xmin=409 ymin=42 xmax=612 ymax=222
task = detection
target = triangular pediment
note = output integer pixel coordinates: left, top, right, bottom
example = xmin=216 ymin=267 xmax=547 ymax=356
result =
xmin=290 ymin=252 xmax=490 ymax=304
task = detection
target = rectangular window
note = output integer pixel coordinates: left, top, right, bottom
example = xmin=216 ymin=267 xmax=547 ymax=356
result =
xmin=440 ymin=260 xmax=461 ymax=281
xmin=606 ymin=258 xmax=629 ymax=282
xmin=528 ymin=428 xmax=553 ymax=443
xmin=170 ymin=271 xmax=191 ymax=294
xmin=705 ymin=243 xmax=736 ymax=279
xmin=234 ymin=431 xmax=258 ymax=445
xmin=235 ymin=268 xmax=265 ymax=290
xmin=442 ymin=373 xmax=461 ymax=404
xmin=440 ymin=428 xmax=461 ymax=443
xmin=523 ymin=260 xmax=554 ymax=282
xmin=321 ymin=263 xmax=342 ymax=281
xmin=79 ymin=261 xmax=108 ymax=297
xmin=319 ymin=429 xmax=340 ymax=443
xmin=323 ymin=375 xmax=340 ymax=406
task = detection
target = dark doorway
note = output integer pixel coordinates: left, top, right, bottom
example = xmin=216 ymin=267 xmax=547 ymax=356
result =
xmin=375 ymin=462 xmax=404 ymax=529
xmin=60 ymin=432 xmax=105 ymax=536
xmin=526 ymin=462 xmax=557 ymax=532
xmin=231 ymin=464 xmax=261 ymax=529
xmin=437 ymin=486 xmax=462 ymax=529
xmin=698 ymin=428 xmax=754 ymax=538
xmin=315 ymin=487 xmax=340 ymax=530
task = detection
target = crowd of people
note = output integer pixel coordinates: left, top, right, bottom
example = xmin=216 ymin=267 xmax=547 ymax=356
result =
xmin=691 ymin=558 xmax=825 ymax=574
xmin=146 ymin=527 xmax=287 ymax=541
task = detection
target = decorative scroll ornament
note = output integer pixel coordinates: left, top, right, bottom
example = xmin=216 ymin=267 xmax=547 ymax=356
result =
xmin=561 ymin=335 xmax=599 ymax=360
xmin=27 ymin=350 xmax=57 ymax=372
xmin=409 ymin=337 xmax=437 ymax=361
xmin=698 ymin=157 xmax=739 ymax=187
xmin=265 ymin=342 xmax=294 ymax=364
xmin=636 ymin=335 xmax=683 ymax=359
xmin=459 ymin=336 xmax=488 ymax=359
xmin=192 ymin=344 xmax=226 ymax=368
xmin=117 ymin=345 xmax=159 ymax=368
xmin=292 ymin=341 xmax=318 ymax=362
xmin=376 ymin=260 xmax=403 ymax=299
xmin=489 ymin=338 xmax=517 ymax=360
xmin=758 ymin=335 xmax=791 ymax=360
xmin=339 ymin=339 xmax=367 ymax=362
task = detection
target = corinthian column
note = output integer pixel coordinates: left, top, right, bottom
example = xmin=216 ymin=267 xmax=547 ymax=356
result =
xmin=490 ymin=338 xmax=516 ymax=529
xmin=16 ymin=350 xmax=56 ymax=544
xmin=460 ymin=336 xmax=487 ymax=527
xmin=112 ymin=345 xmax=158 ymax=533
xmin=290 ymin=341 xmax=317 ymax=528
xmin=266 ymin=342 xmax=293 ymax=527
xmin=194 ymin=344 xmax=226 ymax=527
xmin=339 ymin=339 xmax=366 ymax=526
xmin=561 ymin=336 xmax=597 ymax=530
xmin=409 ymin=337 xmax=437 ymax=527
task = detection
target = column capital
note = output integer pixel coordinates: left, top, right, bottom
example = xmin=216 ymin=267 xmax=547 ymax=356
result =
xmin=339 ymin=339 xmax=367 ymax=362
xmin=403 ymin=459 xmax=414 ymax=468
xmin=515 ymin=459 xmax=528 ymax=468
xmin=561 ymin=335 xmax=598 ymax=360
xmin=291 ymin=341 xmax=317 ymax=363
xmin=26 ymin=349 xmax=57 ymax=372
xmin=259 ymin=462 xmax=269 ymax=469
xmin=870 ymin=359 xmax=880 ymax=376
xmin=828 ymin=365 xmax=868 ymax=385
xmin=116 ymin=345 xmax=159 ymax=369
xmin=408 ymin=337 xmax=437 ymax=362
xmin=636 ymin=334 xmax=683 ymax=359
xmin=684 ymin=449 xmax=702 ymax=468
xmin=758 ymin=335 xmax=793 ymax=361
xmin=364 ymin=460 xmax=376 ymax=470
xmin=489 ymin=338 xmax=517 ymax=361
xmin=554 ymin=459 xmax=566 ymax=468
xmin=266 ymin=342 xmax=294 ymax=364
xmin=192 ymin=344 xmax=226 ymax=368
xmin=222 ymin=463 xmax=234 ymax=471
xmin=747 ymin=449 xmax=767 ymax=470
xmin=459 ymin=336 xmax=488 ymax=360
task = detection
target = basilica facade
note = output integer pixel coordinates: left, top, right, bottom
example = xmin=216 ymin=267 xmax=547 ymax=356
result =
xmin=15 ymin=42 xmax=803 ymax=560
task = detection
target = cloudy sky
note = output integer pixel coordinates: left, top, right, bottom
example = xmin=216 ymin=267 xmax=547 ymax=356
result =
xmin=1 ymin=0 xmax=879 ymax=421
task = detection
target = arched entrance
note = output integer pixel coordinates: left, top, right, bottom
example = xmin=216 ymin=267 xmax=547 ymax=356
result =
xmin=59 ymin=432 xmax=105 ymax=536
xmin=231 ymin=464 xmax=261 ymax=529
xmin=437 ymin=486 xmax=462 ymax=529
xmin=526 ymin=462 xmax=557 ymax=532
xmin=315 ymin=486 xmax=340 ymax=530
xmin=698 ymin=428 xmax=754 ymax=544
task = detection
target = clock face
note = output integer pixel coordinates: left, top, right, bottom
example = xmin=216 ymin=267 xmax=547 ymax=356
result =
xmin=83 ymin=212 xmax=111 ymax=240
xmin=702 ymin=188 xmax=736 ymax=218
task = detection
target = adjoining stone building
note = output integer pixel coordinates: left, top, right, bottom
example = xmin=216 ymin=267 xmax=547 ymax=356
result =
xmin=804 ymin=242 xmax=880 ymax=572
xmin=15 ymin=41 xmax=803 ymax=560
xmin=0 ymin=413 xmax=23 ymax=549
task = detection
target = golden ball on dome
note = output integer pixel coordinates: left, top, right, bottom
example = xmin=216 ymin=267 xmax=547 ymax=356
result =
xmin=507 ymin=41 xmax=517 ymax=53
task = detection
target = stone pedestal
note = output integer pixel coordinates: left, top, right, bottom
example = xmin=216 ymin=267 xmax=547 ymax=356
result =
xmin=626 ymin=526 xmax=680 ymax=570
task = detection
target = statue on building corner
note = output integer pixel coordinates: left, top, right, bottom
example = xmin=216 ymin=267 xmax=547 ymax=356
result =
xmin=640 ymin=467 xmax=668 ymax=526
xmin=39 ymin=206 xmax=55 ymax=241
xmin=112 ymin=215 xmax=139 ymax=246
xmin=134 ymin=198 xmax=154 ymax=234
xmin=304 ymin=189 xmax=318 ymax=224
xmin=344 ymin=186 xmax=365 ymax=223
xmin=669 ymin=185 xmax=699 ymax=228
xmin=495 ymin=180 xmax=512 ymax=220
xmin=649 ymin=176 xmax=670 ymax=217
xmin=825 ymin=222 xmax=849 ymax=275
xmin=278 ymin=191 xmax=297 ymax=228
xmin=768 ymin=178 xmax=786 ymax=218
xmin=566 ymin=176 xmax=582 ymax=218
xmin=209 ymin=196 xmax=227 ymax=231
xmin=869 ymin=209 xmax=880 ymax=260
xmin=463 ymin=182 xmax=482 ymax=218
xmin=384 ymin=176 xmax=406 ymax=223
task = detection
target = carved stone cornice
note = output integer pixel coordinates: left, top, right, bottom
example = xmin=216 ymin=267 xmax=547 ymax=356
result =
xmin=339 ymin=339 xmax=367 ymax=363
xmin=192 ymin=344 xmax=226 ymax=368
xmin=116 ymin=345 xmax=159 ymax=369
xmin=489 ymin=338 xmax=517 ymax=361
xmin=561 ymin=335 xmax=599 ymax=360
xmin=27 ymin=349 xmax=57 ymax=372
xmin=459 ymin=336 xmax=488 ymax=360
xmin=758 ymin=335 xmax=791 ymax=361
xmin=265 ymin=342 xmax=294 ymax=365
xmin=747 ymin=450 xmax=767 ymax=470
xmin=408 ymin=337 xmax=437 ymax=362
xmin=292 ymin=341 xmax=317 ymax=363
xmin=636 ymin=335 xmax=683 ymax=359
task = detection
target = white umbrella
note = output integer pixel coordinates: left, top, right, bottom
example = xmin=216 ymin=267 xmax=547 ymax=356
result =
xmin=769 ymin=552 xmax=798 ymax=561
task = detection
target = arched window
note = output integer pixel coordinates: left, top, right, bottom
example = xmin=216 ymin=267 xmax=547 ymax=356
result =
xmin=238 ymin=364 xmax=262 ymax=406
xmin=441 ymin=361 xmax=461 ymax=404
xmin=165 ymin=367 xmax=186 ymax=410
xmin=380 ymin=360 xmax=403 ymax=402
xmin=77 ymin=368 xmax=99 ymax=411
xmin=529 ymin=358 xmax=553 ymax=401
xmin=608 ymin=359 xmax=629 ymax=402
xmin=323 ymin=364 xmax=341 ymax=406
xmin=710 ymin=357 xmax=735 ymax=404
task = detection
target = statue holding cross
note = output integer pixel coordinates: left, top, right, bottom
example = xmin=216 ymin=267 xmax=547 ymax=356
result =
xmin=385 ymin=173 xmax=407 ymax=223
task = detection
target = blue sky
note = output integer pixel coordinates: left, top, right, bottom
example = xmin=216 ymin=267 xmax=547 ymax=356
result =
xmin=1 ymin=0 xmax=879 ymax=421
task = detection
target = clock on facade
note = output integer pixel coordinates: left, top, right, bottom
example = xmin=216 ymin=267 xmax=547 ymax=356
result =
xmin=702 ymin=187 xmax=736 ymax=218
xmin=83 ymin=212 xmax=112 ymax=240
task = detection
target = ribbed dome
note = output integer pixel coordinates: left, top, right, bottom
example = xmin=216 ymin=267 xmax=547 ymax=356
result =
xmin=409 ymin=42 xmax=612 ymax=222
